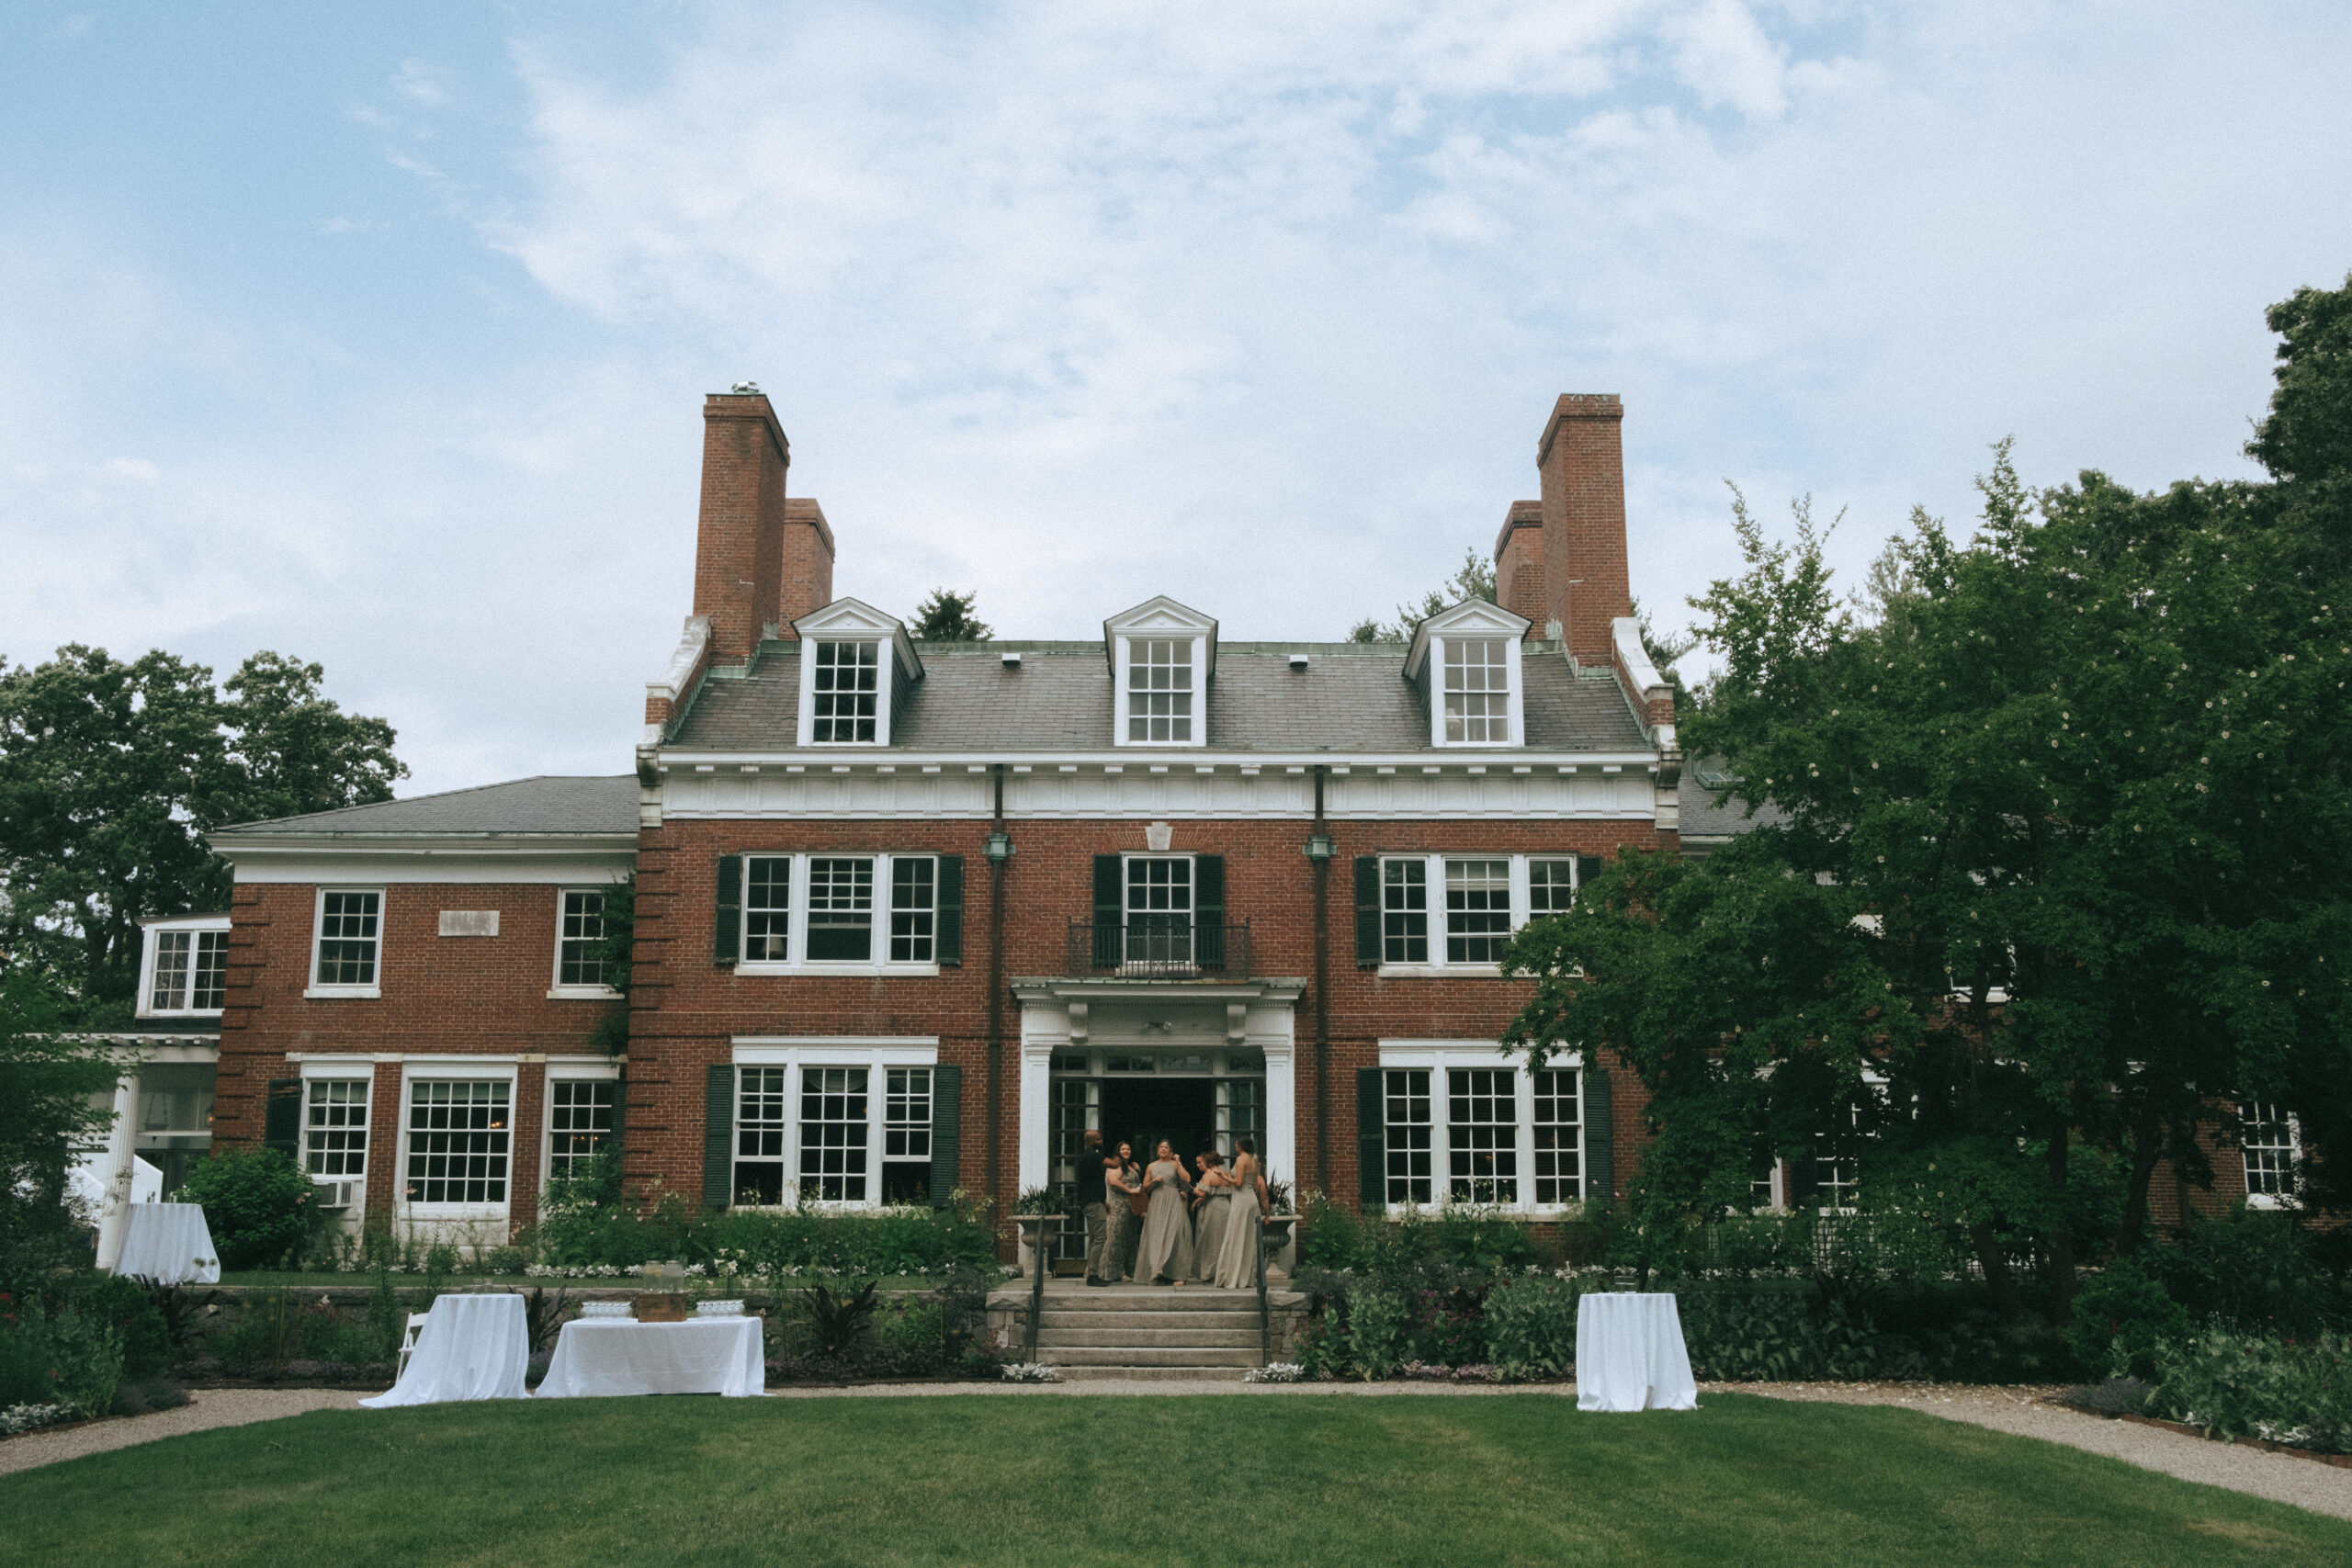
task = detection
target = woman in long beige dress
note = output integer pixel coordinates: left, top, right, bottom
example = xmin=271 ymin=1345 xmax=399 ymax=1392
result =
xmin=1190 ymin=1150 xmax=1235 ymax=1283
xmin=1136 ymin=1141 xmax=1195 ymax=1285
xmin=1212 ymin=1137 xmax=1266 ymax=1289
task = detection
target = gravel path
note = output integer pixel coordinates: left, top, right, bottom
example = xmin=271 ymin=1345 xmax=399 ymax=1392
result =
xmin=1716 ymin=1381 xmax=2352 ymax=1522
xmin=0 ymin=1391 xmax=363 ymax=1477
xmin=6 ymin=1376 xmax=2348 ymax=1525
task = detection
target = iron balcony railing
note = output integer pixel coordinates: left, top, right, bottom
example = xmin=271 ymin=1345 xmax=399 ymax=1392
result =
xmin=1065 ymin=917 xmax=1250 ymax=978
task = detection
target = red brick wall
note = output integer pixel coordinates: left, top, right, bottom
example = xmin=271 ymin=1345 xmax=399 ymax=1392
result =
xmin=215 ymin=881 xmax=626 ymax=1232
xmin=694 ymin=392 xmax=790 ymax=665
xmin=626 ymin=812 xmax=1665 ymax=1213
xmin=1493 ymin=502 xmax=1545 ymax=635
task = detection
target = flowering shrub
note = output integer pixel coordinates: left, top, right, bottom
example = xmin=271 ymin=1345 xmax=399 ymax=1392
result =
xmin=1400 ymin=1361 xmax=1498 ymax=1382
xmin=0 ymin=1402 xmax=74 ymax=1436
xmin=1000 ymin=1362 xmax=1062 ymax=1382
xmin=1246 ymin=1362 xmax=1304 ymax=1383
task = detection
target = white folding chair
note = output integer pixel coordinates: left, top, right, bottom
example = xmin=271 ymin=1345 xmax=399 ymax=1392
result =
xmin=395 ymin=1313 xmax=431 ymax=1379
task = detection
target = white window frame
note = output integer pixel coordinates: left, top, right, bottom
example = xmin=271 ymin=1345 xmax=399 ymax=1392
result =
xmin=734 ymin=854 xmax=942 ymax=976
xmin=301 ymin=1077 xmax=371 ymax=1180
xmin=397 ymin=1063 xmax=518 ymax=1222
xmin=1116 ymin=635 xmax=1205 ymax=747
xmin=550 ymin=888 xmax=620 ymax=999
xmin=543 ymin=1062 xmax=622 ymax=1192
xmin=2239 ymin=1102 xmax=2303 ymax=1210
xmin=1426 ymin=631 xmax=1525 ymax=750
xmin=1122 ymin=852 xmax=1196 ymax=969
xmin=1376 ymin=1043 xmax=1587 ymax=1216
xmin=306 ymin=887 xmax=384 ymax=998
xmin=805 ymin=638 xmax=886 ymax=745
xmin=728 ymin=1039 xmax=942 ymax=1212
xmin=138 ymin=915 xmax=231 ymax=1017
xmin=790 ymin=598 xmax=920 ymax=748
xmin=1374 ymin=854 xmax=1583 ymax=976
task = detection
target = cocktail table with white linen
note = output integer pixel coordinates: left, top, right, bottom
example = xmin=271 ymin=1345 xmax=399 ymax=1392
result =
xmin=360 ymin=1293 xmax=530 ymax=1407
xmin=114 ymin=1202 xmax=221 ymax=1285
xmin=1575 ymin=1292 xmax=1698 ymax=1413
xmin=537 ymin=1316 xmax=767 ymax=1399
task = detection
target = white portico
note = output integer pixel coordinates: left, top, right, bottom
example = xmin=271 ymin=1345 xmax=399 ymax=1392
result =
xmin=1012 ymin=978 xmax=1305 ymax=1201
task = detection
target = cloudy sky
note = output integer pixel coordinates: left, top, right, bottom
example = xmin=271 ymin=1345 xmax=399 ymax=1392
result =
xmin=5 ymin=2 xmax=2347 ymax=795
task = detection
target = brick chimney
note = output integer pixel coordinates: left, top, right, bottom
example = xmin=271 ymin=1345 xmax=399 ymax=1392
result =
xmin=1493 ymin=500 xmax=1544 ymax=637
xmin=1536 ymin=393 xmax=1632 ymax=663
xmin=779 ymin=497 xmax=836 ymax=637
xmin=695 ymin=389 xmax=790 ymax=666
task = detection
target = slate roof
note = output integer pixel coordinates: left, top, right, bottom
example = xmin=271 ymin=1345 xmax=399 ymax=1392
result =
xmin=215 ymin=775 xmax=639 ymax=837
xmin=1679 ymin=758 xmax=1785 ymax=846
xmin=671 ymin=643 xmax=1650 ymax=755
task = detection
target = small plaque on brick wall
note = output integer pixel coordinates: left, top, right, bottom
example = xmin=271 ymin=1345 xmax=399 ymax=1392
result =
xmin=438 ymin=910 xmax=501 ymax=937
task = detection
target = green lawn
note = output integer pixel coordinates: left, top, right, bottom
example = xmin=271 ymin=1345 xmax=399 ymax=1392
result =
xmin=4 ymin=1394 xmax=2344 ymax=1567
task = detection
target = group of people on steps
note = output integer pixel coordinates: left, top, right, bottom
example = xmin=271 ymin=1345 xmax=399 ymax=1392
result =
xmin=1074 ymin=1128 xmax=1268 ymax=1288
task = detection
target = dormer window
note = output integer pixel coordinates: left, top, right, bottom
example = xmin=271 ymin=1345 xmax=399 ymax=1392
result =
xmin=140 ymin=915 xmax=232 ymax=1016
xmin=1442 ymin=637 xmax=1510 ymax=742
xmin=792 ymin=598 xmax=924 ymax=748
xmin=1405 ymin=598 xmax=1531 ymax=749
xmin=1127 ymin=638 xmax=1194 ymax=741
xmin=812 ymin=641 xmax=879 ymax=741
xmin=1103 ymin=595 xmax=1217 ymax=750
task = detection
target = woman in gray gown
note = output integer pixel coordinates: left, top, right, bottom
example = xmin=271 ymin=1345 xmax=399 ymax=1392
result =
xmin=1136 ymin=1141 xmax=1195 ymax=1285
xmin=1190 ymin=1150 xmax=1235 ymax=1283
xmin=1211 ymin=1137 xmax=1266 ymax=1289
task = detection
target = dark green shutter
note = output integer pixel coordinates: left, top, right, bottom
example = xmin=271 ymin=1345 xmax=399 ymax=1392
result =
xmin=1091 ymin=854 xmax=1123 ymax=968
xmin=1582 ymin=1059 xmax=1612 ymax=1207
xmin=928 ymin=1064 xmax=962 ymax=1208
xmin=1356 ymin=1067 xmax=1385 ymax=1210
xmin=1193 ymin=853 xmax=1225 ymax=968
xmin=1575 ymin=854 xmax=1602 ymax=899
xmin=265 ymin=1079 xmax=302 ymax=1160
xmin=608 ymin=1071 xmax=627 ymax=1156
xmin=1352 ymin=857 xmax=1381 ymax=967
xmin=703 ymin=1065 xmax=735 ymax=1210
xmin=935 ymin=855 xmax=965 ymax=965
xmin=714 ymin=854 xmax=742 ymax=966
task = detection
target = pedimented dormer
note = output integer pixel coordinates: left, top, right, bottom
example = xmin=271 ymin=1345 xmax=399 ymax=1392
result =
xmin=792 ymin=598 xmax=925 ymax=747
xmin=1405 ymin=598 xmax=1532 ymax=748
xmin=1103 ymin=596 xmax=1218 ymax=748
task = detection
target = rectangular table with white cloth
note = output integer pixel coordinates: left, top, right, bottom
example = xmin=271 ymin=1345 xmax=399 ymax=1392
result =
xmin=537 ymin=1318 xmax=767 ymax=1399
xmin=113 ymin=1202 xmax=220 ymax=1285
xmin=1575 ymin=1292 xmax=1699 ymax=1413
xmin=360 ymin=1293 xmax=531 ymax=1407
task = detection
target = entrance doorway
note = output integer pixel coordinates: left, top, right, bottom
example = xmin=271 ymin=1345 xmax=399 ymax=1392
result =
xmin=1102 ymin=1077 xmax=1216 ymax=1165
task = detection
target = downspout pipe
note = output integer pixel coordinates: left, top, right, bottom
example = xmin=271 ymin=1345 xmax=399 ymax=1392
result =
xmin=986 ymin=765 xmax=1007 ymax=1217
xmin=1312 ymin=766 xmax=1330 ymax=1194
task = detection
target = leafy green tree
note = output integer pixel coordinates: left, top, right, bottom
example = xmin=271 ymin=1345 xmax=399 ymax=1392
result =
xmin=910 ymin=589 xmax=991 ymax=642
xmin=0 ymin=970 xmax=119 ymax=1291
xmin=1503 ymin=277 xmax=2352 ymax=1317
xmin=178 ymin=1146 xmax=322 ymax=1270
xmin=0 ymin=647 xmax=403 ymax=1013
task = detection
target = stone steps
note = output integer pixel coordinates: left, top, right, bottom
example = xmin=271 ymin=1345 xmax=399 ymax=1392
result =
xmin=1056 ymin=1366 xmax=1250 ymax=1383
xmin=1039 ymin=1310 xmax=1259 ymax=1332
xmin=991 ymin=1280 xmax=1301 ymax=1382
xmin=1039 ymin=1344 xmax=1261 ymax=1368
xmin=1044 ymin=1325 xmax=1261 ymax=1349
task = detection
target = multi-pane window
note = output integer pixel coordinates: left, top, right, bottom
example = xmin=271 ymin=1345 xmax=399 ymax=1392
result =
xmin=806 ymin=858 xmax=875 ymax=961
xmin=1384 ymin=1068 xmax=1433 ymax=1205
xmin=1442 ymin=637 xmax=1510 ymax=742
xmin=315 ymin=891 xmax=381 ymax=987
xmin=1447 ymin=1068 xmax=1519 ymax=1202
xmin=1814 ymin=1150 xmax=1859 ymax=1211
xmin=1126 ymin=638 xmax=1194 ymax=742
xmin=1126 ymin=856 xmax=1193 ymax=966
xmin=1383 ymin=860 xmax=1429 ymax=964
xmin=2241 ymin=1103 xmax=2300 ymax=1201
xmin=1216 ymin=1077 xmax=1263 ymax=1159
xmin=1531 ymin=1068 xmax=1580 ymax=1205
xmin=547 ymin=1079 xmax=617 ymax=1182
xmin=557 ymin=890 xmax=607 ymax=987
xmin=889 ymin=859 xmax=936 ymax=962
xmin=811 ymin=640 xmax=880 ymax=742
xmin=799 ymin=1066 xmax=870 ymax=1201
xmin=734 ymin=1067 xmax=788 ymax=1205
xmin=883 ymin=1067 xmax=932 ymax=1205
xmin=404 ymin=1080 xmax=509 ymax=1205
xmin=1528 ymin=860 xmax=1577 ymax=919
xmin=744 ymin=857 xmax=792 ymax=961
xmin=150 ymin=930 xmax=229 ymax=1011
xmin=304 ymin=1080 xmax=369 ymax=1179
xmin=1445 ymin=860 xmax=1511 ymax=964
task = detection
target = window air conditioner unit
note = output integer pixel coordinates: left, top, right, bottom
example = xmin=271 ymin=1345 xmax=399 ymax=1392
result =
xmin=315 ymin=1179 xmax=362 ymax=1211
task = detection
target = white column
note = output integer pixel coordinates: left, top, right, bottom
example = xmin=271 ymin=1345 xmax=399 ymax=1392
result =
xmin=1248 ymin=1001 xmax=1297 ymax=1194
xmin=1015 ymin=999 xmax=1068 ymax=1196
xmin=93 ymin=1072 xmax=140 ymax=1272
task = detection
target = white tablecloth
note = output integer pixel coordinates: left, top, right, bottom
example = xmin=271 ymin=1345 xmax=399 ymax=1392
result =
xmin=361 ymin=1294 xmax=530 ymax=1407
xmin=1576 ymin=1292 xmax=1698 ymax=1413
xmin=536 ymin=1318 xmax=767 ymax=1399
xmin=114 ymin=1202 xmax=220 ymax=1284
